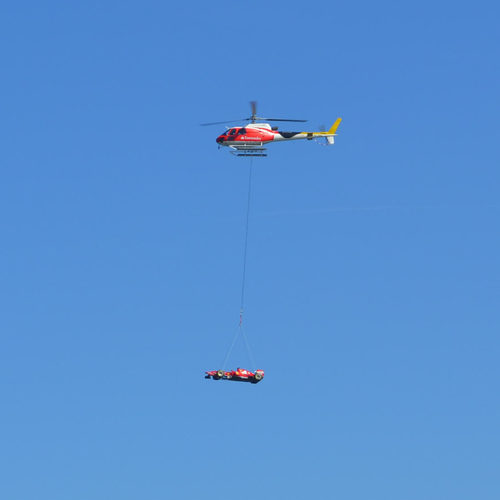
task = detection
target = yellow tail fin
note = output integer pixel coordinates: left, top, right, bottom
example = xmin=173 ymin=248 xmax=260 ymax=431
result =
xmin=328 ymin=118 xmax=342 ymax=135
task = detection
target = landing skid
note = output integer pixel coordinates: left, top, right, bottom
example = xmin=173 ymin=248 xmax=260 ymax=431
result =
xmin=229 ymin=145 xmax=267 ymax=158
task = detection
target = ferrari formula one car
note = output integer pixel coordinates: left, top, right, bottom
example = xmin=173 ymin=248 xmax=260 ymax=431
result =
xmin=205 ymin=367 xmax=264 ymax=384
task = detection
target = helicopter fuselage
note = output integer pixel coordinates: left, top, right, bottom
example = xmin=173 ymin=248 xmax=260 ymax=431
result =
xmin=216 ymin=123 xmax=310 ymax=146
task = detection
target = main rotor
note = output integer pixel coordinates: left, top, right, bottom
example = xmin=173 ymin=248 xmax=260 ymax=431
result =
xmin=201 ymin=101 xmax=307 ymax=126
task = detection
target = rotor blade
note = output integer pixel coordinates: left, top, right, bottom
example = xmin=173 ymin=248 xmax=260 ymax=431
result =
xmin=261 ymin=118 xmax=308 ymax=122
xmin=250 ymin=101 xmax=257 ymax=118
xmin=200 ymin=119 xmax=246 ymax=126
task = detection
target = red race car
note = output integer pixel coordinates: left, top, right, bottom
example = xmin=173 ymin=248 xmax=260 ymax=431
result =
xmin=205 ymin=367 xmax=264 ymax=384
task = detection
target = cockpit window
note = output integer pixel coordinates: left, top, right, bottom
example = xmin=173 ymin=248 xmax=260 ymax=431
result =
xmin=229 ymin=128 xmax=237 ymax=136
xmin=239 ymin=128 xmax=247 ymax=134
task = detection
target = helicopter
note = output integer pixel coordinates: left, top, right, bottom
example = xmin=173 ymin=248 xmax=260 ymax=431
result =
xmin=201 ymin=101 xmax=342 ymax=157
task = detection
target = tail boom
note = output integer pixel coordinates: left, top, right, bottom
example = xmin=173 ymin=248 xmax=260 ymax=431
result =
xmin=274 ymin=117 xmax=342 ymax=144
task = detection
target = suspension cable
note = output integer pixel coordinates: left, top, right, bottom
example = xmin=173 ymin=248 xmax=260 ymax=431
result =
xmin=239 ymin=158 xmax=253 ymax=326
xmin=221 ymin=327 xmax=240 ymax=370
xmin=221 ymin=158 xmax=255 ymax=370
xmin=240 ymin=325 xmax=256 ymax=372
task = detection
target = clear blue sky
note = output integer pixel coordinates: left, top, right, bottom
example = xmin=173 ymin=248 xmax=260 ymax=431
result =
xmin=1 ymin=1 xmax=499 ymax=499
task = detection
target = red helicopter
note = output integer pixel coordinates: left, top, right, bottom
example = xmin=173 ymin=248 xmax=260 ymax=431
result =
xmin=202 ymin=101 xmax=342 ymax=157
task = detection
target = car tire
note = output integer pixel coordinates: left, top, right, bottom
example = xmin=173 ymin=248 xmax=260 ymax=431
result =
xmin=217 ymin=370 xmax=224 ymax=378
xmin=254 ymin=372 xmax=263 ymax=381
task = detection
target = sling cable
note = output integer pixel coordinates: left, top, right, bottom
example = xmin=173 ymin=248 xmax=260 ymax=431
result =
xmin=205 ymin=159 xmax=265 ymax=384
